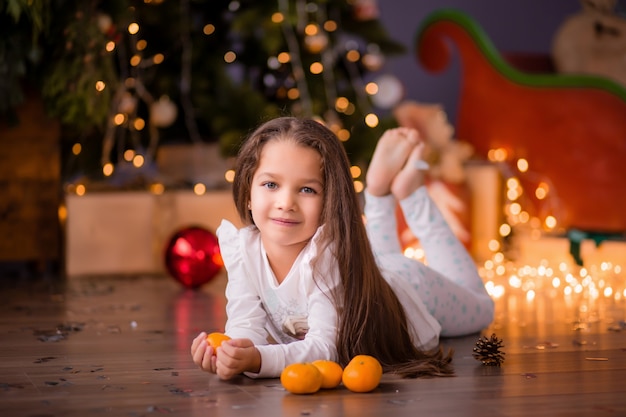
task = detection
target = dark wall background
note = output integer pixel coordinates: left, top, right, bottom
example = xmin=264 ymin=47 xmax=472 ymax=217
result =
xmin=377 ymin=0 xmax=581 ymax=124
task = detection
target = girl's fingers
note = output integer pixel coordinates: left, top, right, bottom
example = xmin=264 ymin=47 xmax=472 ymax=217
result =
xmin=190 ymin=332 xmax=207 ymax=355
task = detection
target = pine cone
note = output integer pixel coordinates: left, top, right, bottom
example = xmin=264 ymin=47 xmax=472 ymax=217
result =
xmin=473 ymin=333 xmax=505 ymax=366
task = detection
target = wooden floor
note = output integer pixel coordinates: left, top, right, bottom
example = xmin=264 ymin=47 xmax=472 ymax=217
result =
xmin=1 ymin=265 xmax=625 ymax=417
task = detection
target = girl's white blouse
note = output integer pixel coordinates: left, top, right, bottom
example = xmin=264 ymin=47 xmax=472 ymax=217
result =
xmin=216 ymin=219 xmax=440 ymax=378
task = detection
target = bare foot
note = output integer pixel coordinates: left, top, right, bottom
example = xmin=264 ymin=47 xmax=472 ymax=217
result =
xmin=390 ymin=140 xmax=427 ymax=201
xmin=366 ymin=127 xmax=419 ymax=196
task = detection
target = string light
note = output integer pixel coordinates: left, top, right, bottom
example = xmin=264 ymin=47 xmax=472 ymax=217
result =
xmin=128 ymin=22 xmax=140 ymax=35
xmin=309 ymin=62 xmax=323 ymax=74
xmin=150 ymin=183 xmax=165 ymax=195
xmin=224 ymin=51 xmax=236 ymax=63
xmin=132 ymin=154 xmax=144 ymax=168
xmin=193 ymin=183 xmax=206 ymax=195
xmin=203 ymin=24 xmax=215 ymax=35
xmin=364 ymin=113 xmax=378 ymax=127
xmin=102 ymin=163 xmax=114 ymax=177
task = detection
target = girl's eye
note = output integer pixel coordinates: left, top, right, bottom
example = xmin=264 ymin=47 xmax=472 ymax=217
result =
xmin=263 ymin=182 xmax=278 ymax=190
xmin=301 ymin=187 xmax=317 ymax=194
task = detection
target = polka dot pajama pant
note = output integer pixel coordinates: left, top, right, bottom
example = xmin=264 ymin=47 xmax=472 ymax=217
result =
xmin=364 ymin=187 xmax=494 ymax=337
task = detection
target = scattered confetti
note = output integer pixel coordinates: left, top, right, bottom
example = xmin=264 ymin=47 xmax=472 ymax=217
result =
xmin=387 ymin=399 xmax=415 ymax=405
xmin=34 ymin=322 xmax=85 ymax=342
xmin=526 ymin=341 xmax=559 ymax=350
xmin=608 ymin=321 xmax=626 ymax=332
xmin=34 ymin=356 xmax=57 ymax=363
xmin=0 ymin=383 xmax=25 ymax=391
xmin=169 ymin=387 xmax=194 ymax=397
xmin=146 ymin=405 xmax=172 ymax=413
xmin=107 ymin=325 xmax=121 ymax=334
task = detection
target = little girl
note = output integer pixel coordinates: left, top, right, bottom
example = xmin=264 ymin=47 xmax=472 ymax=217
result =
xmin=191 ymin=117 xmax=494 ymax=380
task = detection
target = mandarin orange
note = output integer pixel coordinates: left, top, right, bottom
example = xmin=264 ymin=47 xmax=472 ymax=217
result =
xmin=280 ymin=363 xmax=323 ymax=394
xmin=312 ymin=360 xmax=343 ymax=389
xmin=206 ymin=332 xmax=231 ymax=350
xmin=341 ymin=354 xmax=383 ymax=393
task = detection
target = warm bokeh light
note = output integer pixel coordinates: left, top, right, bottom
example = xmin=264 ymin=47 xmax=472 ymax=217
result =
xmin=224 ymin=51 xmax=236 ymax=63
xmin=287 ymin=88 xmax=300 ymax=99
xmin=133 ymin=118 xmax=145 ymax=130
xmin=346 ymin=49 xmax=360 ymax=62
xmin=304 ymin=23 xmax=319 ymax=36
xmin=277 ymin=52 xmax=290 ymax=63
xmin=150 ymin=183 xmax=165 ymax=195
xmin=488 ymin=148 xmax=508 ymax=162
xmin=499 ymin=223 xmax=512 ymax=237
xmin=102 ymin=163 xmax=114 ymax=177
xmin=365 ymin=82 xmax=378 ymax=95
xmin=545 ymin=215 xmax=557 ymax=229
xmin=517 ymin=158 xmax=529 ymax=172
xmin=128 ymin=22 xmax=140 ymax=35
xmin=132 ymin=154 xmax=144 ymax=168
xmin=364 ymin=113 xmax=379 ymax=127
xmin=324 ymin=20 xmax=337 ymax=32
xmin=124 ymin=149 xmax=135 ymax=162
xmin=130 ymin=54 xmax=141 ymax=66
xmin=335 ymin=97 xmax=349 ymax=112
xmin=309 ymin=62 xmax=323 ymax=74
xmin=193 ymin=183 xmax=206 ymax=195
xmin=114 ymin=113 xmax=126 ymax=125
xmin=337 ymin=129 xmax=350 ymax=142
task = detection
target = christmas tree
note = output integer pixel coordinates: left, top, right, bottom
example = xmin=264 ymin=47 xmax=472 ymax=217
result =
xmin=1 ymin=0 xmax=405 ymax=187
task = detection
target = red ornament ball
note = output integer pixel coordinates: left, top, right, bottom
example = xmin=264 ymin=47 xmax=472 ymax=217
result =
xmin=164 ymin=226 xmax=223 ymax=289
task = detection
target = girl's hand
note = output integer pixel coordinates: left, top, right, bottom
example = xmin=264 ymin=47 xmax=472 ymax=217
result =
xmin=214 ymin=338 xmax=261 ymax=380
xmin=190 ymin=332 xmax=217 ymax=373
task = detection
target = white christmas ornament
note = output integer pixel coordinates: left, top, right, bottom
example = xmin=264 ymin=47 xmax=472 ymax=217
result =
xmin=150 ymin=96 xmax=177 ymax=128
xmin=370 ymin=74 xmax=404 ymax=109
xmin=118 ymin=92 xmax=138 ymax=114
xmin=96 ymin=13 xmax=113 ymax=34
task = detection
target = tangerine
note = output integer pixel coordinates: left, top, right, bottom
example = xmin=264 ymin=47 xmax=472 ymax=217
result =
xmin=341 ymin=354 xmax=383 ymax=393
xmin=312 ymin=360 xmax=343 ymax=389
xmin=206 ymin=332 xmax=231 ymax=350
xmin=280 ymin=363 xmax=323 ymax=394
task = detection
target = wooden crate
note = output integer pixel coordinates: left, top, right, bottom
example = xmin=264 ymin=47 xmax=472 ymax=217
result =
xmin=0 ymin=89 xmax=61 ymax=263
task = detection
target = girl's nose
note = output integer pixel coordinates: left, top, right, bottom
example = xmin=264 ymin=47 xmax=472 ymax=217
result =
xmin=276 ymin=190 xmax=296 ymax=211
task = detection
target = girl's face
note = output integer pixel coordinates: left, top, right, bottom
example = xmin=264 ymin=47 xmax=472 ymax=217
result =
xmin=249 ymin=139 xmax=324 ymax=256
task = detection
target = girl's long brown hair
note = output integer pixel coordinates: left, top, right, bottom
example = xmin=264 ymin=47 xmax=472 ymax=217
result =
xmin=232 ymin=117 xmax=453 ymax=378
